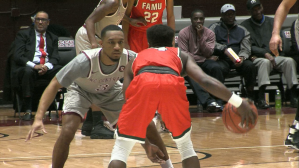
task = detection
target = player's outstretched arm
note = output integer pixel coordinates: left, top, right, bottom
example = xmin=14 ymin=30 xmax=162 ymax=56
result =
xmin=166 ymin=0 xmax=175 ymax=31
xmin=25 ymin=77 xmax=63 ymax=141
xmin=85 ymin=0 xmax=120 ymax=49
xmin=181 ymin=51 xmax=256 ymax=126
xmin=122 ymin=58 xmax=134 ymax=98
xmin=270 ymin=0 xmax=297 ymax=56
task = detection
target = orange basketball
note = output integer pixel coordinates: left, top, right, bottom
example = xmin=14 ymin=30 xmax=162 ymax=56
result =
xmin=222 ymin=102 xmax=258 ymax=133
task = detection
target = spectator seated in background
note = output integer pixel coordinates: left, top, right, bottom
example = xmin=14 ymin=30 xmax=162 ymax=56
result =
xmin=208 ymin=4 xmax=257 ymax=101
xmin=31 ymin=13 xmax=72 ymax=38
xmin=12 ymin=11 xmax=62 ymax=120
xmin=241 ymin=0 xmax=298 ymax=108
xmin=178 ymin=9 xmax=224 ymax=112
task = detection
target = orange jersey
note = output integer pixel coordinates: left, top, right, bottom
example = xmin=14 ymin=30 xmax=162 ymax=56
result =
xmin=132 ymin=47 xmax=182 ymax=76
xmin=130 ymin=0 xmax=166 ymax=32
xmin=116 ymin=47 xmax=191 ymax=142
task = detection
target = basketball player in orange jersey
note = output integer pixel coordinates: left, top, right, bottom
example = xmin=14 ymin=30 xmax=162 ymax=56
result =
xmin=122 ymin=0 xmax=175 ymax=52
xmin=108 ymin=24 xmax=256 ymax=168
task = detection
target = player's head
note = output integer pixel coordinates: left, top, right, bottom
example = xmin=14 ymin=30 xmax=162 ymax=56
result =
xmin=34 ymin=11 xmax=50 ymax=33
xmin=99 ymin=25 xmax=124 ymax=63
xmin=247 ymin=0 xmax=263 ymax=22
xmin=220 ymin=4 xmax=236 ymax=27
xmin=190 ymin=9 xmax=205 ymax=29
xmin=147 ymin=24 xmax=174 ymax=48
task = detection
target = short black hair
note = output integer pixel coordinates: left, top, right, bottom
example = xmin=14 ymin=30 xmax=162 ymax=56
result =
xmin=101 ymin=25 xmax=123 ymax=39
xmin=147 ymin=24 xmax=174 ymax=48
xmin=190 ymin=9 xmax=204 ymax=18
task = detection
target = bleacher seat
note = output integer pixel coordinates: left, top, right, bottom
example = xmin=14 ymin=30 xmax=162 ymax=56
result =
xmin=58 ymin=37 xmax=76 ymax=66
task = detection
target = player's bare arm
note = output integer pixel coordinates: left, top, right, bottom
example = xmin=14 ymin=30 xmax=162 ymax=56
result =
xmin=141 ymin=138 xmax=165 ymax=164
xmin=85 ymin=0 xmax=121 ymax=49
xmin=122 ymin=58 xmax=135 ymax=99
xmin=270 ymin=0 xmax=297 ymax=55
xmin=181 ymin=51 xmax=256 ymax=126
xmin=122 ymin=0 xmax=135 ymax=49
xmin=166 ymin=0 xmax=175 ymax=31
xmin=122 ymin=0 xmax=146 ymax=27
xmin=166 ymin=0 xmax=175 ymax=46
xmin=26 ymin=77 xmax=63 ymax=141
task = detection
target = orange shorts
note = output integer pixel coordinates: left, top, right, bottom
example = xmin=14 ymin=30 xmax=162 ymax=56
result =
xmin=116 ymin=73 xmax=191 ymax=143
xmin=128 ymin=28 xmax=148 ymax=53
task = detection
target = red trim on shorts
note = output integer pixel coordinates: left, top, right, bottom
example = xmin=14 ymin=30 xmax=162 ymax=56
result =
xmin=62 ymin=112 xmax=83 ymax=122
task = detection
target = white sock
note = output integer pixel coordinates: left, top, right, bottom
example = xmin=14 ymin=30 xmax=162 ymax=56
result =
xmin=160 ymin=159 xmax=174 ymax=168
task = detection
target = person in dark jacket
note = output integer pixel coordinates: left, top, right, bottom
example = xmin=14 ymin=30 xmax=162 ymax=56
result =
xmin=12 ymin=11 xmax=62 ymax=120
xmin=241 ymin=0 xmax=298 ymax=109
xmin=209 ymin=4 xmax=257 ymax=100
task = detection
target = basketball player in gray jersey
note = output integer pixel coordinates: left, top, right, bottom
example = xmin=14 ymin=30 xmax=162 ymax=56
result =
xmin=26 ymin=25 xmax=174 ymax=168
xmin=75 ymin=0 xmax=128 ymax=139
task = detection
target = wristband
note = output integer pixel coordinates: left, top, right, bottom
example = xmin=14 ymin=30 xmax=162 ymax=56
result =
xmin=228 ymin=93 xmax=243 ymax=108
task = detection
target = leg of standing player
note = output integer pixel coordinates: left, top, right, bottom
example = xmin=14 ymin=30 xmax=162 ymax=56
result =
xmin=52 ymin=114 xmax=81 ymax=167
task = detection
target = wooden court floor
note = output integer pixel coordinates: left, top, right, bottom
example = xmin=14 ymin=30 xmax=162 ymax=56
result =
xmin=0 ymin=107 xmax=299 ymax=168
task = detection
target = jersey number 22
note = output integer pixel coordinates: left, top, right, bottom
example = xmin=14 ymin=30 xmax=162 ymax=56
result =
xmin=144 ymin=12 xmax=158 ymax=23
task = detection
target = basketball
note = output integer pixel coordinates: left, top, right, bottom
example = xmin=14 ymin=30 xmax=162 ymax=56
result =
xmin=222 ymin=101 xmax=258 ymax=133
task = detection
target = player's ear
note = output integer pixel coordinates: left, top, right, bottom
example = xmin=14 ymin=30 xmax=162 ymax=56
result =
xmin=99 ymin=39 xmax=103 ymax=46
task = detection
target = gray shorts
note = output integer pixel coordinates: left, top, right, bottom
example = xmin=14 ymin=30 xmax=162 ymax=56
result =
xmin=62 ymin=82 xmax=124 ymax=125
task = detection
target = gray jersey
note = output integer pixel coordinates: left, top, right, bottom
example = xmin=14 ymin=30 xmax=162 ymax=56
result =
xmin=56 ymin=48 xmax=136 ymax=93
xmin=94 ymin=0 xmax=126 ymax=38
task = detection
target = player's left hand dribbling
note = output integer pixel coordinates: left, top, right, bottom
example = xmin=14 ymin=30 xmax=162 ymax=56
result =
xmin=237 ymin=99 xmax=256 ymax=127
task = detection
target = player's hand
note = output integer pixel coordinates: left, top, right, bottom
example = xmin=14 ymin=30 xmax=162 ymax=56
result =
xmin=265 ymin=53 xmax=276 ymax=67
xmin=25 ymin=119 xmax=47 ymax=142
xmin=237 ymin=99 xmax=256 ymax=128
xmin=91 ymin=42 xmax=99 ymax=49
xmin=142 ymin=143 xmax=165 ymax=164
xmin=269 ymin=34 xmax=282 ymax=56
xmin=130 ymin=17 xmax=147 ymax=27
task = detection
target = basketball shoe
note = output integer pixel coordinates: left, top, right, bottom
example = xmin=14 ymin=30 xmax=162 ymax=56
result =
xmin=284 ymin=125 xmax=297 ymax=147
xmin=81 ymin=120 xmax=93 ymax=136
xmin=90 ymin=120 xmax=115 ymax=139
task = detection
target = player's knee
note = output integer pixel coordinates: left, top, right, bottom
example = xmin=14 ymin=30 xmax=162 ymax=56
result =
xmin=60 ymin=121 xmax=81 ymax=142
xmin=60 ymin=126 xmax=77 ymax=143
xmin=174 ymin=132 xmax=197 ymax=161
xmin=110 ymin=138 xmax=135 ymax=164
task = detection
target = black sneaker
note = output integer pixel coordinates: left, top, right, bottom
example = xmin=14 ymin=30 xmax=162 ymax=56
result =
xmin=206 ymin=102 xmax=221 ymax=113
xmin=23 ymin=110 xmax=32 ymax=121
xmin=285 ymin=134 xmax=293 ymax=147
xmin=81 ymin=120 xmax=93 ymax=136
xmin=256 ymin=100 xmax=270 ymax=109
xmin=90 ymin=121 xmax=114 ymax=139
xmin=292 ymin=129 xmax=299 ymax=150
